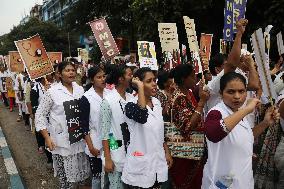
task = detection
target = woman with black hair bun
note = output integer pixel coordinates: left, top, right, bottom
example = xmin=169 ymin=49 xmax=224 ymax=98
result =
xmin=35 ymin=61 xmax=90 ymax=189
xmin=122 ymin=67 xmax=173 ymax=188
xmin=79 ymin=65 xmax=106 ymax=189
xmin=202 ymin=72 xmax=279 ymax=189
xmin=168 ymin=64 xmax=210 ymax=189
xmin=100 ymin=64 xmax=133 ymax=189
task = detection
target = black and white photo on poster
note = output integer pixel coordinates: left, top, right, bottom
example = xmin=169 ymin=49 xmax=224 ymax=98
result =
xmin=63 ymin=99 xmax=84 ymax=144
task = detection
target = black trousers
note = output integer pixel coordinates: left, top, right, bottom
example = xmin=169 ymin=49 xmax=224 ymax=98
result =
xmin=1 ymin=92 xmax=8 ymax=107
xmin=35 ymin=131 xmax=45 ymax=148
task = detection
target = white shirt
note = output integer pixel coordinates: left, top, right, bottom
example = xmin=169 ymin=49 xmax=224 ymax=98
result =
xmin=202 ymin=101 xmax=254 ymax=189
xmin=35 ymin=82 xmax=85 ymax=156
xmin=83 ymin=87 xmax=105 ymax=157
xmin=121 ymin=97 xmax=168 ymax=188
xmin=100 ymin=89 xmax=134 ymax=172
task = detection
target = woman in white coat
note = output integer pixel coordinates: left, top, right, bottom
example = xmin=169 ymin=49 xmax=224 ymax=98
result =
xmin=35 ymin=61 xmax=90 ymax=189
xmin=79 ymin=65 xmax=106 ymax=189
xmin=202 ymin=72 xmax=279 ymax=189
xmin=122 ymin=67 xmax=173 ymax=188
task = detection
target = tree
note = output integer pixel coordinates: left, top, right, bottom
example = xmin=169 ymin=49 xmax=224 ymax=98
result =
xmin=0 ymin=17 xmax=79 ymax=57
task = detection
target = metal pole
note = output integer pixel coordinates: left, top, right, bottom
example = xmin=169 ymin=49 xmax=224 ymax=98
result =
xmin=68 ymin=32 xmax=71 ymax=57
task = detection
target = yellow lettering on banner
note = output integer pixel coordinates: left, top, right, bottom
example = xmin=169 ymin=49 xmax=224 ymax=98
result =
xmin=107 ymin=49 xmax=114 ymax=56
xmin=234 ymin=8 xmax=240 ymax=18
xmin=99 ymin=32 xmax=109 ymax=40
xmin=104 ymin=41 xmax=111 ymax=48
xmin=234 ymin=0 xmax=243 ymax=4
xmin=227 ymin=15 xmax=232 ymax=24
xmin=227 ymin=2 xmax=233 ymax=12
xmin=226 ymin=29 xmax=231 ymax=38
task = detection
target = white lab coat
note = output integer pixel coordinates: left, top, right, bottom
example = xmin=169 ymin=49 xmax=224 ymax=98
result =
xmin=35 ymin=82 xmax=85 ymax=156
xmin=83 ymin=87 xmax=105 ymax=157
xmin=202 ymin=101 xmax=254 ymax=189
xmin=121 ymin=97 xmax=168 ymax=188
xmin=101 ymin=89 xmax=133 ymax=172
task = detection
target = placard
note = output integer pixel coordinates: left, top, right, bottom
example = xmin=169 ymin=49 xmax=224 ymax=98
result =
xmin=183 ymin=16 xmax=199 ymax=52
xmin=277 ymin=32 xmax=284 ymax=56
xmin=251 ymin=28 xmax=276 ymax=100
xmin=158 ymin=23 xmax=179 ymax=53
xmin=8 ymin=51 xmax=24 ymax=73
xmin=63 ymin=99 xmax=84 ymax=145
xmin=47 ymin=52 xmax=62 ymax=65
xmin=15 ymin=34 xmax=54 ymax=80
xmin=223 ymin=0 xmax=234 ymax=41
xmin=233 ymin=0 xmax=247 ymax=33
xmin=89 ymin=18 xmax=120 ymax=60
xmin=200 ymin=33 xmax=213 ymax=70
xmin=137 ymin=41 xmax=158 ymax=70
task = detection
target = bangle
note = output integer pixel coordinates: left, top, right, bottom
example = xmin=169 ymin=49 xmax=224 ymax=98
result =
xmin=194 ymin=110 xmax=202 ymax=116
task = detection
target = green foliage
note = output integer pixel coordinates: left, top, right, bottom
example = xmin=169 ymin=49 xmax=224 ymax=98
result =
xmin=0 ymin=17 xmax=79 ymax=57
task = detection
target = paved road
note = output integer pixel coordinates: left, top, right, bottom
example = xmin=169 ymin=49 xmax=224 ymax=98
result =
xmin=0 ymin=103 xmax=58 ymax=188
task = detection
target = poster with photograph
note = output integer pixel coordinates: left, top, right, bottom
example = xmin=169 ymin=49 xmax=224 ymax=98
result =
xmin=8 ymin=51 xmax=24 ymax=73
xmin=63 ymin=99 xmax=84 ymax=145
xmin=137 ymin=41 xmax=158 ymax=70
xmin=200 ymin=33 xmax=213 ymax=70
xmin=15 ymin=34 xmax=54 ymax=80
xmin=47 ymin=52 xmax=62 ymax=65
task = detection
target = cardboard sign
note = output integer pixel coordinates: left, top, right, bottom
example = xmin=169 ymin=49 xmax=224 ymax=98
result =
xmin=8 ymin=51 xmax=25 ymax=73
xmin=47 ymin=52 xmax=62 ymax=65
xmin=277 ymin=32 xmax=284 ymax=56
xmin=200 ymin=33 xmax=213 ymax=70
xmin=233 ymin=0 xmax=247 ymax=33
xmin=137 ymin=41 xmax=158 ymax=70
xmin=89 ymin=18 xmax=119 ymax=60
xmin=63 ymin=99 xmax=84 ymax=145
xmin=15 ymin=34 xmax=54 ymax=80
xmin=251 ymin=28 xmax=276 ymax=100
xmin=183 ymin=16 xmax=199 ymax=52
xmin=158 ymin=23 xmax=179 ymax=53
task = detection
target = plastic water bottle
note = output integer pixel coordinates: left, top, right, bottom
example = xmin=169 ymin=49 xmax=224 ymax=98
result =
xmin=108 ymin=133 xmax=119 ymax=150
xmin=215 ymin=175 xmax=233 ymax=189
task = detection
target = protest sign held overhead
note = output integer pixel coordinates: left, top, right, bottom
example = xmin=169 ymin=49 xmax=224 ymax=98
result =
xmin=47 ymin=52 xmax=62 ymax=65
xmin=8 ymin=51 xmax=24 ymax=73
xmin=77 ymin=48 xmax=89 ymax=63
xmin=15 ymin=34 xmax=54 ymax=80
xmin=137 ymin=41 xmax=158 ymax=70
xmin=183 ymin=16 xmax=199 ymax=53
xmin=223 ymin=0 xmax=234 ymax=41
xmin=277 ymin=32 xmax=284 ymax=56
xmin=251 ymin=28 xmax=276 ymax=101
xmin=200 ymin=33 xmax=213 ymax=70
xmin=233 ymin=0 xmax=247 ymax=33
xmin=89 ymin=18 xmax=119 ymax=60
xmin=158 ymin=23 xmax=179 ymax=53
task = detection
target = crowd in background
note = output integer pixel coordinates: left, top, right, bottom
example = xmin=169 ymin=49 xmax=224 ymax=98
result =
xmin=0 ymin=19 xmax=284 ymax=189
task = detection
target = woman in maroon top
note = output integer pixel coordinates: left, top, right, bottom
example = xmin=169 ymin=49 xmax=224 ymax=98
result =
xmin=169 ymin=64 xmax=210 ymax=189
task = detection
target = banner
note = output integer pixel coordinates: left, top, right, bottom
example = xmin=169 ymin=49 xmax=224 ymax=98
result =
xmin=15 ymin=34 xmax=54 ymax=80
xmin=47 ymin=52 xmax=62 ymax=65
xmin=89 ymin=18 xmax=119 ymax=60
xmin=233 ymin=0 xmax=247 ymax=33
xmin=251 ymin=28 xmax=276 ymax=100
xmin=200 ymin=33 xmax=213 ymax=70
xmin=277 ymin=32 xmax=284 ymax=56
xmin=137 ymin=41 xmax=158 ymax=70
xmin=223 ymin=0 xmax=234 ymax=41
xmin=8 ymin=51 xmax=24 ymax=73
xmin=183 ymin=16 xmax=199 ymax=52
xmin=158 ymin=23 xmax=179 ymax=53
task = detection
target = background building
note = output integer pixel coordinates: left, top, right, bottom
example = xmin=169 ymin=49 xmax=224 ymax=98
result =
xmin=42 ymin=0 xmax=79 ymax=26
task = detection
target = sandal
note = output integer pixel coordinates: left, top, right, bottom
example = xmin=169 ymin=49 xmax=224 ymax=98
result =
xmin=16 ymin=116 xmax=22 ymax=122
